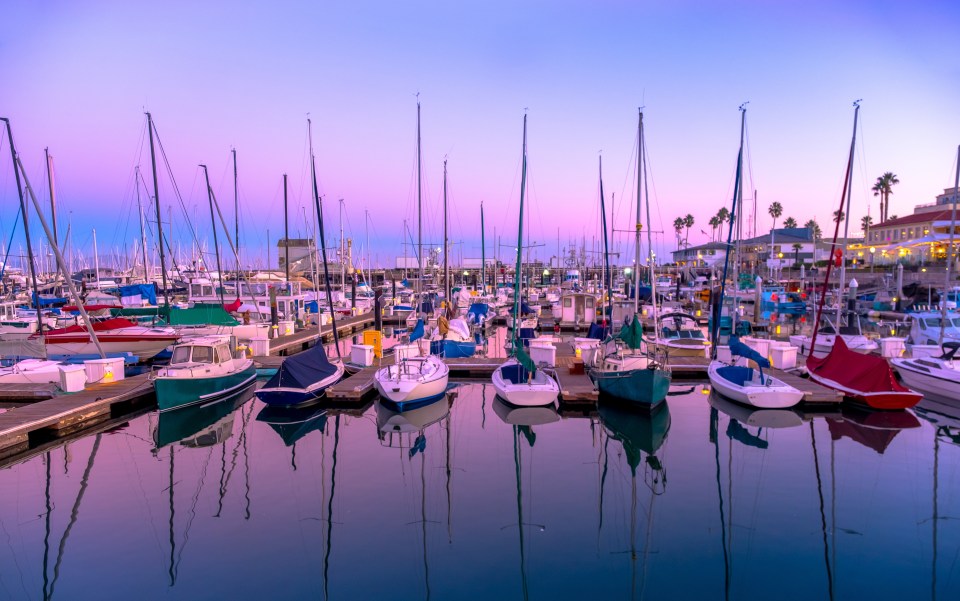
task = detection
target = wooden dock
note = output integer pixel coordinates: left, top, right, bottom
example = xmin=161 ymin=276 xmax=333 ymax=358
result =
xmin=775 ymin=368 xmax=842 ymax=404
xmin=0 ymin=382 xmax=59 ymax=401
xmin=267 ymin=312 xmax=376 ymax=355
xmin=0 ymin=373 xmax=155 ymax=460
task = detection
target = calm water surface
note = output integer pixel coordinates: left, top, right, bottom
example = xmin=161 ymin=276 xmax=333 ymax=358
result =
xmin=0 ymin=379 xmax=958 ymax=600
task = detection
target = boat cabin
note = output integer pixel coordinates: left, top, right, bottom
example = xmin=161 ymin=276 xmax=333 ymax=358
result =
xmin=170 ymin=338 xmax=235 ymax=366
xmin=189 ymin=279 xmax=306 ymax=320
xmin=559 ymin=293 xmax=596 ymax=326
xmin=908 ymin=311 xmax=960 ymax=346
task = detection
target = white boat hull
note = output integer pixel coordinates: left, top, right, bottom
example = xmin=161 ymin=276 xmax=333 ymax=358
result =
xmin=492 ymin=358 xmax=560 ymax=407
xmin=891 ymin=357 xmax=960 ymax=403
xmin=374 ymin=356 xmax=449 ymax=408
xmin=707 ymin=360 xmax=804 ymax=409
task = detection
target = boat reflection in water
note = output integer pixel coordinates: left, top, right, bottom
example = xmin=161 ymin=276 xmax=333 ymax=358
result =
xmin=376 ymin=393 xmax=450 ymax=447
xmin=153 ymin=385 xmax=255 ymax=448
xmin=492 ymin=396 xmax=559 ymax=427
xmin=827 ymin=405 xmax=921 ymax=454
xmin=708 ymin=391 xmax=803 ymax=450
xmin=256 ymin=403 xmax=328 ymax=447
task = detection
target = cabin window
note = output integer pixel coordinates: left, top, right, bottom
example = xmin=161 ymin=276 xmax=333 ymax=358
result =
xmin=216 ymin=345 xmax=232 ymax=363
xmin=171 ymin=346 xmax=192 ymax=364
xmin=586 ymin=298 xmax=594 ymax=308
xmin=192 ymin=346 xmax=214 ymax=364
xmin=563 ymin=298 xmax=572 ymax=308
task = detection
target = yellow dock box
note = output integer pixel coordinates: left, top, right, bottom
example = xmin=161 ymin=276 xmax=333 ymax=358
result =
xmin=363 ymin=330 xmax=383 ymax=358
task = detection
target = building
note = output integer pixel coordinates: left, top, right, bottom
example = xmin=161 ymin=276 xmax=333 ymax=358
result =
xmin=863 ymin=187 xmax=960 ymax=265
xmin=671 ymin=228 xmax=826 ymax=268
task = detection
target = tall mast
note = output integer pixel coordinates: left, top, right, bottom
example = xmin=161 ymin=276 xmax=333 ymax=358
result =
xmin=836 ymin=101 xmax=861 ymax=328
xmin=641 ymin=110 xmax=659 ymax=336
xmin=201 ymin=164 xmax=225 ymax=306
xmin=3 ymin=119 xmax=44 ymax=337
xmin=481 ymin=202 xmax=486 ymax=293
xmin=283 ymin=174 xmax=290 ymax=283
xmin=443 ymin=158 xmax=449 ymax=315
xmin=634 ymin=110 xmax=643 ymax=316
xmin=146 ymin=113 xmax=170 ymax=309
xmin=710 ymin=105 xmax=747 ymax=355
xmin=938 ymin=145 xmax=960 ymax=345
xmin=339 ymin=199 xmax=345 ymax=292
xmin=92 ymin=228 xmax=101 ymax=289
xmin=232 ymin=149 xmax=240 ymax=274
xmin=511 ymin=114 xmax=528 ymax=354
xmin=45 ymin=148 xmax=58 ymax=247
xmin=417 ymin=100 xmax=423 ymax=296
xmin=599 ymin=156 xmax=612 ymax=330
xmin=309 ymin=117 xmax=340 ymax=357
xmin=136 ymin=167 xmax=149 ymax=282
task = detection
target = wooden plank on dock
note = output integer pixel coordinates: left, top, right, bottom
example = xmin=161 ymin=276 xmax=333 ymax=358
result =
xmin=773 ymin=369 xmax=842 ymax=404
xmin=0 ymin=373 xmax=155 ymax=459
xmin=554 ymin=359 xmax=598 ymax=403
xmin=0 ymin=383 xmax=59 ymax=401
xmin=268 ymin=313 xmax=376 ymax=355
xmin=326 ymin=367 xmax=378 ymax=400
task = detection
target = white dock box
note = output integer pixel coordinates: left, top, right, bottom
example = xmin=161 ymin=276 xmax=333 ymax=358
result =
xmin=58 ymin=365 xmax=87 ymax=393
xmin=879 ymin=337 xmax=905 ymax=358
xmin=83 ymin=357 xmax=125 ymax=383
xmin=279 ymin=320 xmax=295 ymax=336
xmin=395 ymin=343 xmax=422 ymax=361
xmin=529 ymin=342 xmax=557 ymax=367
xmin=351 ymin=344 xmax=374 ymax=367
xmin=770 ymin=344 xmax=798 ymax=370
xmin=250 ymin=337 xmax=270 ymax=356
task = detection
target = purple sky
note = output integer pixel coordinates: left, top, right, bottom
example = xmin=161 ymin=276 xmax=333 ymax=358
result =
xmin=2 ymin=0 xmax=959 ymax=272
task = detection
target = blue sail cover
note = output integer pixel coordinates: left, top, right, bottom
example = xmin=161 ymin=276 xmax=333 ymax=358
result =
xmin=32 ymin=293 xmax=67 ymax=307
xmin=728 ymin=336 xmax=770 ymax=368
xmin=409 ymin=319 xmax=425 ymax=342
xmin=419 ymin=301 xmax=434 ymax=315
xmin=467 ymin=302 xmax=489 ymax=323
xmin=117 ymin=283 xmax=157 ymax=305
xmin=587 ymin=322 xmax=609 ymax=340
xmin=517 ymin=301 xmax=534 ymax=315
xmin=264 ymin=343 xmax=337 ymax=390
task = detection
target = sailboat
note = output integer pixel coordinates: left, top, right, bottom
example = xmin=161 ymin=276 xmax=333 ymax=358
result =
xmin=590 ymin=110 xmax=671 ymax=408
xmin=492 ymin=113 xmax=560 ymax=407
xmin=805 ymin=102 xmax=921 ymax=410
xmin=374 ymin=101 xmax=450 ymax=410
xmin=255 ymin=119 xmax=344 ymax=407
xmin=707 ymin=105 xmax=803 ymax=409
xmin=892 ymin=145 xmax=960 ymax=403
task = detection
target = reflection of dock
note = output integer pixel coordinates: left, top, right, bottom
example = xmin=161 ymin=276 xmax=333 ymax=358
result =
xmin=0 ymin=373 xmax=155 ymax=460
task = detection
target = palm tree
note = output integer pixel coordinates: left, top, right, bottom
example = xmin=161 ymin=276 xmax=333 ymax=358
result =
xmin=716 ymin=207 xmax=730 ymax=238
xmin=673 ymin=217 xmax=685 ymax=251
xmin=833 ymin=210 xmax=845 ymax=224
xmin=768 ymin=202 xmax=783 ymax=269
xmin=683 ymin=214 xmax=694 ymax=248
xmin=872 ymin=172 xmax=900 ymax=223
xmin=792 ymin=242 xmax=803 ymax=266
xmin=708 ymin=215 xmax=720 ymax=241
xmin=861 ymin=215 xmax=873 ymax=242
xmin=805 ymin=219 xmax=822 ymax=263
xmin=783 ymin=216 xmax=798 ymax=229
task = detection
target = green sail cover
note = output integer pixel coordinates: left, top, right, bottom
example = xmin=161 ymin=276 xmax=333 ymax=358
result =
xmin=617 ymin=314 xmax=644 ymax=350
xmin=516 ymin=345 xmax=537 ymax=375
xmin=111 ymin=304 xmax=239 ymax=326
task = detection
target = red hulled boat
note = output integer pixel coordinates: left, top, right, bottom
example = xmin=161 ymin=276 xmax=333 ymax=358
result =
xmin=806 ymin=337 xmax=922 ymax=410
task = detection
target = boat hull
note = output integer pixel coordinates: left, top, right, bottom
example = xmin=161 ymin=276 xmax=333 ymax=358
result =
xmin=429 ymin=339 xmax=477 ymax=359
xmin=42 ymin=334 xmax=180 ymax=361
xmin=254 ymin=362 xmax=344 ymax=408
xmin=155 ymin=363 xmax=257 ymax=412
xmin=708 ymin=361 xmax=804 ymax=409
xmin=806 ymin=370 xmax=922 ymax=410
xmin=492 ymin=359 xmax=559 ymax=407
xmin=374 ymin=357 xmax=449 ymax=411
xmin=591 ymin=367 xmax=670 ymax=408
xmin=890 ymin=358 xmax=960 ymax=404
xmin=650 ymin=341 xmax=709 ymax=358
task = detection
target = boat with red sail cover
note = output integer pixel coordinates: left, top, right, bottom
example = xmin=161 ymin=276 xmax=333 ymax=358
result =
xmin=36 ymin=317 xmax=180 ymax=360
xmin=806 ymin=337 xmax=922 ymax=410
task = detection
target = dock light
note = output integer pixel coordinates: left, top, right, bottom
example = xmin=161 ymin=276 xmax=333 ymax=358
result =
xmin=624 ymin=267 xmax=632 ymax=275
xmin=543 ymin=269 xmax=550 ymax=275
xmin=696 ymin=309 xmax=701 ymax=317
xmin=701 ymin=387 xmax=710 ymax=395
xmin=776 ymin=324 xmax=781 ymax=335
xmin=777 ymin=252 xmax=783 ymax=259
xmin=463 ymin=270 xmax=469 ymax=276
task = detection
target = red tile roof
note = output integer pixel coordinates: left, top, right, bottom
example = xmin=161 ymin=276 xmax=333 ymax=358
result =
xmin=873 ymin=210 xmax=954 ymax=228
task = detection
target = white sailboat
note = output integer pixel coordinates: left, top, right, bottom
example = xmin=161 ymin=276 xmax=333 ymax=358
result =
xmin=707 ymin=105 xmax=803 ymax=409
xmin=492 ymin=113 xmax=560 ymax=407
xmin=373 ymin=101 xmax=449 ymax=409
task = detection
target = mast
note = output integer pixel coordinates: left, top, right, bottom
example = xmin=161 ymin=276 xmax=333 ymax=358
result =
xmin=92 ymin=228 xmax=101 ymax=289
xmin=45 ymin=148 xmax=58 ymax=247
xmin=634 ymin=112 xmax=642 ymax=316
xmin=641 ymin=111 xmax=660 ymax=338
xmin=233 ymin=149 xmax=240 ymax=274
xmin=283 ymin=174 xmax=290 ymax=282
xmin=812 ymin=101 xmax=860 ymax=353
xmin=136 ymin=167 xmax=149 ymax=282
xmin=939 ymin=145 xmax=960 ymax=345
xmin=835 ymin=101 xmax=861 ymax=328
xmin=339 ymin=199 xmax=345 ymax=293
xmin=308 ymin=118 xmax=341 ymax=357
xmin=146 ymin=112 xmax=170 ymax=309
xmin=417 ymin=100 xmax=423 ymax=299
xmin=201 ymin=164 xmax=226 ymax=306
xmin=443 ymin=159 xmax=449 ymax=315
xmin=481 ymin=202 xmax=486 ymax=294
xmin=710 ymin=105 xmax=747 ymax=356
xmin=511 ymin=114 xmax=528 ymax=355
xmin=3 ymin=119 xmax=44 ymax=338
xmin=599 ymin=156 xmax=612 ymax=331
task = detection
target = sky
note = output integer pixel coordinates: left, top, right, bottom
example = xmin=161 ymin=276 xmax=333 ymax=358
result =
xmin=2 ymin=0 xmax=959 ymax=272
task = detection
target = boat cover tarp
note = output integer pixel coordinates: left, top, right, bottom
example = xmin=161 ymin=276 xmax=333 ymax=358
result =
xmin=409 ymin=319 xmax=425 ymax=343
xmin=467 ymin=303 xmax=489 ymax=323
xmin=516 ymin=345 xmax=536 ymax=374
xmin=62 ymin=304 xmax=121 ymax=313
xmin=805 ymin=336 xmax=911 ymax=393
xmin=117 ymin=283 xmax=158 ymax=306
xmin=32 ymin=293 xmax=67 ymax=307
xmin=419 ymin=301 xmax=434 ymax=315
xmin=587 ymin=322 xmax=609 ymax=340
xmin=305 ymin=300 xmax=319 ymax=313
xmin=169 ymin=304 xmax=240 ymax=326
xmin=616 ymin=315 xmax=644 ymax=350
xmin=223 ymin=298 xmax=243 ymax=313
xmin=516 ymin=301 xmax=534 ymax=316
xmin=263 ymin=343 xmax=337 ymax=391
xmin=43 ymin=318 xmax=139 ymax=336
